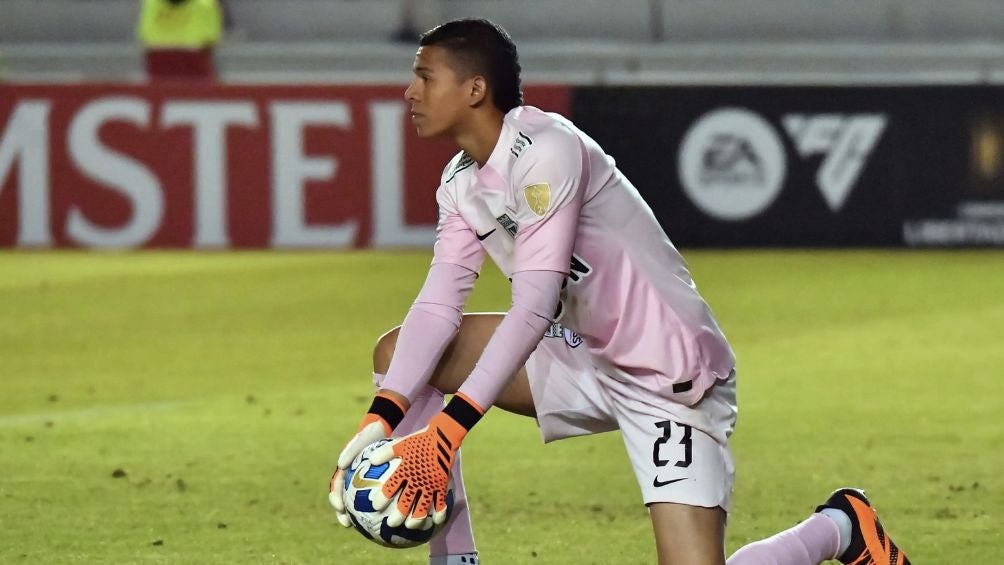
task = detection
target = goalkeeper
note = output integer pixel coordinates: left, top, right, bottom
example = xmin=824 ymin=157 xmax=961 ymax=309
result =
xmin=330 ymin=18 xmax=910 ymax=565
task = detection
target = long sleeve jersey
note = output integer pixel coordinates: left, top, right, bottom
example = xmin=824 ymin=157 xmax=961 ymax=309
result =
xmin=381 ymin=105 xmax=735 ymax=409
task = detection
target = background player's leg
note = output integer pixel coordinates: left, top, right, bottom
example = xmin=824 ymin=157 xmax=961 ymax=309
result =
xmin=649 ymin=502 xmax=727 ymax=565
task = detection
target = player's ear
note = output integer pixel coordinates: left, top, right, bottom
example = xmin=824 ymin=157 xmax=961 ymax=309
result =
xmin=468 ymin=75 xmax=489 ymax=108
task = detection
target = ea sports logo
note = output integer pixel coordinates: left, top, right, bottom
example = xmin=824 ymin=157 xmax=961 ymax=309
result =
xmin=678 ymin=108 xmax=787 ymax=221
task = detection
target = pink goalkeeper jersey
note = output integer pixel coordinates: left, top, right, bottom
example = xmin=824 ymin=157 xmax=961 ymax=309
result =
xmin=433 ymin=106 xmax=735 ymax=405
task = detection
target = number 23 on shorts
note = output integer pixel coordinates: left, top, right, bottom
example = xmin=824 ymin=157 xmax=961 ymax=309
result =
xmin=651 ymin=420 xmax=693 ymax=487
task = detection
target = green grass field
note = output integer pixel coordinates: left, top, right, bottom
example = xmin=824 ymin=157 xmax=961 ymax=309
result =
xmin=1 ymin=250 xmax=1001 ymax=564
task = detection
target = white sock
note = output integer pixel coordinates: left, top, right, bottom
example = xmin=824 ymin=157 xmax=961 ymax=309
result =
xmin=430 ymin=553 xmax=480 ymax=565
xmin=819 ymin=508 xmax=853 ymax=557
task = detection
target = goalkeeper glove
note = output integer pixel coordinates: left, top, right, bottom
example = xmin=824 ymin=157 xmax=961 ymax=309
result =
xmin=328 ymin=391 xmax=407 ymax=528
xmin=369 ymin=392 xmax=485 ymax=530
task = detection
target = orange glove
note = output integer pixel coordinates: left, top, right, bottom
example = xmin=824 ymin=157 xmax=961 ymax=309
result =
xmin=328 ymin=391 xmax=407 ymax=527
xmin=369 ymin=393 xmax=485 ymax=530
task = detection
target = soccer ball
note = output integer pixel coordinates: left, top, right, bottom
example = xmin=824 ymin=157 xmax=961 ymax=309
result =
xmin=341 ymin=438 xmax=455 ymax=548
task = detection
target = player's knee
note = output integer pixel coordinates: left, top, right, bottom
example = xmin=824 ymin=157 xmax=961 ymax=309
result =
xmin=724 ymin=543 xmax=774 ymax=565
xmin=372 ymin=326 xmax=401 ymax=375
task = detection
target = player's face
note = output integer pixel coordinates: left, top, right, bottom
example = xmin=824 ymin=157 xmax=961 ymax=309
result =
xmin=404 ymin=46 xmax=477 ymax=138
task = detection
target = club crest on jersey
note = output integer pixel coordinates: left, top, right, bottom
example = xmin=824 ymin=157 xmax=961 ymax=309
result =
xmin=523 ymin=183 xmax=551 ymax=216
xmin=496 ymin=214 xmax=518 ymax=237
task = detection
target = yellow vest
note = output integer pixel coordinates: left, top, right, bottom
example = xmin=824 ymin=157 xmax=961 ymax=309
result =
xmin=138 ymin=0 xmax=222 ymax=48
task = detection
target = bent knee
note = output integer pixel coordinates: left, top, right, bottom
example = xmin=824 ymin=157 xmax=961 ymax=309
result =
xmin=725 ymin=543 xmax=776 ymax=565
xmin=372 ymin=326 xmax=400 ymax=375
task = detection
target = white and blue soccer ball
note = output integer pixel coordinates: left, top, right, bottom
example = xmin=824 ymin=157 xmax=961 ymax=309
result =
xmin=341 ymin=438 xmax=456 ymax=548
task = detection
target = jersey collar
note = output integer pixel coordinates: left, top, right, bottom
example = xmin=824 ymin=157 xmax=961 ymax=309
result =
xmin=475 ymin=107 xmax=522 ymax=184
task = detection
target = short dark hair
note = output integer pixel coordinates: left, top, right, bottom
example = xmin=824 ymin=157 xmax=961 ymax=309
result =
xmin=419 ymin=18 xmax=524 ymax=113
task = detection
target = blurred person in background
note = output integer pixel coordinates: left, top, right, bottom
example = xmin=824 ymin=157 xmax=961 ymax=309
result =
xmin=393 ymin=0 xmax=443 ymax=43
xmin=137 ymin=0 xmax=223 ymax=80
xmin=218 ymin=0 xmax=235 ymax=33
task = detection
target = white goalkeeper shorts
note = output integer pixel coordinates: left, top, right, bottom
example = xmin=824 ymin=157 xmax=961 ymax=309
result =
xmin=524 ymin=326 xmax=737 ymax=511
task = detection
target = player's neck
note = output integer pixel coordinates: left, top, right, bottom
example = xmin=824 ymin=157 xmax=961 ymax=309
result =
xmin=452 ymin=111 xmax=505 ymax=167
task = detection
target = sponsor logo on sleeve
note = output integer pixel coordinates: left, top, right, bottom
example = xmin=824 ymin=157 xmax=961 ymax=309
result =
xmin=510 ymin=131 xmax=533 ymax=158
xmin=496 ymin=214 xmax=518 ymax=237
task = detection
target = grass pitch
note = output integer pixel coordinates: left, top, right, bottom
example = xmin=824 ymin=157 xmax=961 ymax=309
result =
xmin=0 ymin=250 xmax=1001 ymax=564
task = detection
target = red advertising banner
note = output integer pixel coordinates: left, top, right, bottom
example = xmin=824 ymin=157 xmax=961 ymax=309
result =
xmin=0 ymin=84 xmax=569 ymax=248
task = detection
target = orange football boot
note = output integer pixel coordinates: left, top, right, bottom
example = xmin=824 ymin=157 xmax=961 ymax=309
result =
xmin=816 ymin=488 xmax=911 ymax=565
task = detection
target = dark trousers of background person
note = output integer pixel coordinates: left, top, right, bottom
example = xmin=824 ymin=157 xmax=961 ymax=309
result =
xmin=145 ymin=48 xmax=215 ymax=79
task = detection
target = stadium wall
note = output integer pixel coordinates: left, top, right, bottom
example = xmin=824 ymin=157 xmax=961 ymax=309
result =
xmin=1 ymin=83 xmax=1002 ymax=249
